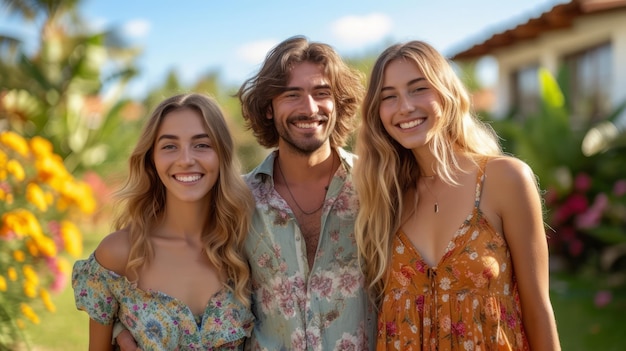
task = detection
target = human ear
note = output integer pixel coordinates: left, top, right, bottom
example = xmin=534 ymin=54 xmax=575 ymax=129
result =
xmin=266 ymin=105 xmax=273 ymax=119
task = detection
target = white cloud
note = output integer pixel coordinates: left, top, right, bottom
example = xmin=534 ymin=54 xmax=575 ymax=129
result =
xmin=331 ymin=13 xmax=393 ymax=48
xmin=236 ymin=39 xmax=279 ymax=65
xmin=122 ymin=19 xmax=150 ymax=39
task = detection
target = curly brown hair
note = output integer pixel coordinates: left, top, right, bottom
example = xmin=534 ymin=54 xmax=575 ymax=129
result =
xmin=236 ymin=35 xmax=365 ymax=148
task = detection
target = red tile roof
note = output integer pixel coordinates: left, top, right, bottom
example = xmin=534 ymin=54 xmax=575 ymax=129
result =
xmin=451 ymin=0 xmax=626 ymax=60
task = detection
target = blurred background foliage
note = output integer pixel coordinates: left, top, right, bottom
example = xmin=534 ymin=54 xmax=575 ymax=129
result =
xmin=0 ymin=0 xmax=625 ymax=350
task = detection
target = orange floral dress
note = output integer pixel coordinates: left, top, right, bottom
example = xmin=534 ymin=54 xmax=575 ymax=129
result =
xmin=377 ymin=163 xmax=529 ymax=350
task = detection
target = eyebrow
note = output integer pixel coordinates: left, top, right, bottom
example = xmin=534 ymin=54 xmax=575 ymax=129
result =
xmin=283 ymin=83 xmax=332 ymax=92
xmin=381 ymin=77 xmax=426 ymax=92
xmin=156 ymin=133 xmax=210 ymax=142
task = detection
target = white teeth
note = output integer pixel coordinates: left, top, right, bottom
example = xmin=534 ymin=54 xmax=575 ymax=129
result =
xmin=295 ymin=122 xmax=318 ymax=128
xmin=175 ymin=174 xmax=201 ymax=182
xmin=399 ymin=119 xmax=424 ymax=129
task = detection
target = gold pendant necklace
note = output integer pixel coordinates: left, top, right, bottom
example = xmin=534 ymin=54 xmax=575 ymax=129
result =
xmin=420 ymin=175 xmax=439 ymax=213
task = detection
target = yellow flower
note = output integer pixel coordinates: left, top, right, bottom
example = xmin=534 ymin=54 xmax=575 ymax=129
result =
xmin=0 ymin=133 xmax=94 ymax=341
xmin=0 ymin=131 xmax=30 ymax=157
xmin=22 ymin=265 xmax=39 ymax=285
xmin=56 ymin=257 xmax=71 ymax=275
xmin=26 ymin=239 xmax=40 ymax=257
xmin=74 ymin=181 xmax=96 ymax=214
xmin=61 ymin=220 xmax=83 ymax=257
xmin=35 ymin=154 xmax=69 ymax=184
xmin=6 ymin=159 xmax=25 ymax=181
xmin=29 ymin=136 xmax=54 ymax=158
xmin=5 ymin=193 xmax=13 ymax=204
xmin=45 ymin=190 xmax=54 ymax=205
xmin=13 ymin=250 xmax=25 ymax=262
xmin=0 ymin=154 xmax=7 ymax=180
xmin=0 ymin=148 xmax=7 ymax=165
xmin=54 ymin=179 xmax=96 ymax=214
xmin=20 ymin=303 xmax=40 ymax=324
xmin=26 ymin=182 xmax=48 ymax=212
xmin=7 ymin=267 xmax=17 ymax=281
xmin=23 ymin=280 xmax=38 ymax=298
xmin=40 ymin=289 xmax=56 ymax=312
xmin=1 ymin=209 xmax=44 ymax=238
xmin=33 ymin=235 xmax=57 ymax=257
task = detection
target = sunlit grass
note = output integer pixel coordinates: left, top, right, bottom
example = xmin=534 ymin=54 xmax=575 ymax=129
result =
xmin=551 ymin=271 xmax=626 ymax=351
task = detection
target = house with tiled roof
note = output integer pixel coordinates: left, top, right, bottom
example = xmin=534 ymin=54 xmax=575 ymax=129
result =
xmin=450 ymin=0 xmax=626 ymax=129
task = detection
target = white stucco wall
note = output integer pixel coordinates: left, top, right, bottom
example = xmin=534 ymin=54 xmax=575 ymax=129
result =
xmin=487 ymin=9 xmax=626 ymax=117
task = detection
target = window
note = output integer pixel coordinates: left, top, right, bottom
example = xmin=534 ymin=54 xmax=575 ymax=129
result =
xmin=511 ymin=64 xmax=540 ymax=120
xmin=563 ymin=42 xmax=612 ymax=128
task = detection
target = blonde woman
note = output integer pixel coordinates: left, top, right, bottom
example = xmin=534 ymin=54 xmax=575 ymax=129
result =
xmin=72 ymin=93 xmax=254 ymax=350
xmin=354 ymin=41 xmax=561 ymax=350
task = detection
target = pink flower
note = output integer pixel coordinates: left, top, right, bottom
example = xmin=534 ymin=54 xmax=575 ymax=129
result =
xmin=594 ymin=290 xmax=612 ymax=308
xmin=613 ymin=180 xmax=626 ymax=197
xmin=574 ymin=173 xmax=592 ymax=192
xmin=552 ymin=205 xmax=572 ymax=225
xmin=45 ymin=257 xmax=67 ymax=293
xmin=565 ymin=193 xmax=589 ymax=214
xmin=569 ymin=239 xmax=584 ymax=257
xmin=385 ymin=321 xmax=398 ymax=336
xmin=557 ymin=226 xmax=576 ymax=241
xmin=451 ymin=321 xmax=466 ymax=337
xmin=575 ymin=193 xmax=608 ymax=229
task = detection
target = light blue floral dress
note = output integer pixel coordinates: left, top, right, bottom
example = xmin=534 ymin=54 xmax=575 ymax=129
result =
xmin=72 ymin=253 xmax=254 ymax=351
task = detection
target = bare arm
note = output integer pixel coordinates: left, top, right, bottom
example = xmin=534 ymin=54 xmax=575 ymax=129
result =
xmin=116 ymin=329 xmax=140 ymax=351
xmin=89 ymin=319 xmax=114 ymax=351
xmin=94 ymin=230 xmax=138 ymax=350
xmin=492 ymin=157 xmax=561 ymax=350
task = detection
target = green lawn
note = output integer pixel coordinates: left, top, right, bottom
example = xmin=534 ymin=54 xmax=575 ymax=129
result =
xmin=19 ymin=245 xmax=626 ymax=350
xmin=550 ymin=272 xmax=626 ymax=351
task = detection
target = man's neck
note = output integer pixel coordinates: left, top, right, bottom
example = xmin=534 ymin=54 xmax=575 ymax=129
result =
xmin=276 ymin=143 xmax=334 ymax=180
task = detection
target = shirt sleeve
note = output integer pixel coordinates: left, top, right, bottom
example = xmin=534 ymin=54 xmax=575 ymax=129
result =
xmin=72 ymin=253 xmax=119 ymax=325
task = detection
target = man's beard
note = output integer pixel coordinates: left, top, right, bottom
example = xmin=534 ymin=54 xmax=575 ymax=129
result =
xmin=276 ymin=114 xmax=334 ymax=156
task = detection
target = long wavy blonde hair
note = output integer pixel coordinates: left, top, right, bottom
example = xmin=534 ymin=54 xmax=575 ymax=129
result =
xmin=112 ymin=93 xmax=254 ymax=306
xmin=354 ymin=41 xmax=502 ymax=301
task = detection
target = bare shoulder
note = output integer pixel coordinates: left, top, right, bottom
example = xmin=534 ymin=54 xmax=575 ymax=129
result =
xmin=484 ymin=156 xmax=542 ymax=216
xmin=94 ymin=228 xmax=130 ymax=276
xmin=485 ymin=156 xmax=537 ymax=187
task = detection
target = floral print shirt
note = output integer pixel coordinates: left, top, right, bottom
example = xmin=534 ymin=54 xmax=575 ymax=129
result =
xmin=377 ymin=162 xmax=529 ymax=351
xmin=243 ymin=148 xmax=375 ymax=351
xmin=72 ymin=254 xmax=254 ymax=351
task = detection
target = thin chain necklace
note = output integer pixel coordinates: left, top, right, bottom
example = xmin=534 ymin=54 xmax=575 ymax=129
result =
xmin=276 ymin=155 xmax=335 ymax=215
xmin=418 ymin=175 xmax=439 ymax=213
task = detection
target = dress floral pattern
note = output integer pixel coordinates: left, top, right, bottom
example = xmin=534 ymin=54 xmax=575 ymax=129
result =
xmin=72 ymin=254 xmax=254 ymax=351
xmin=244 ymin=148 xmax=375 ymax=351
xmin=377 ymin=161 xmax=529 ymax=351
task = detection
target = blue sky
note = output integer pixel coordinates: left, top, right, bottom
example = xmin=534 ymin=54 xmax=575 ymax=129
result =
xmin=1 ymin=0 xmax=568 ymax=97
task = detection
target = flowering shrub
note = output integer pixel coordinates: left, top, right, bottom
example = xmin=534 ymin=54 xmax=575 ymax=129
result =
xmin=545 ymin=171 xmax=626 ymax=274
xmin=0 ymin=131 xmax=95 ymax=348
